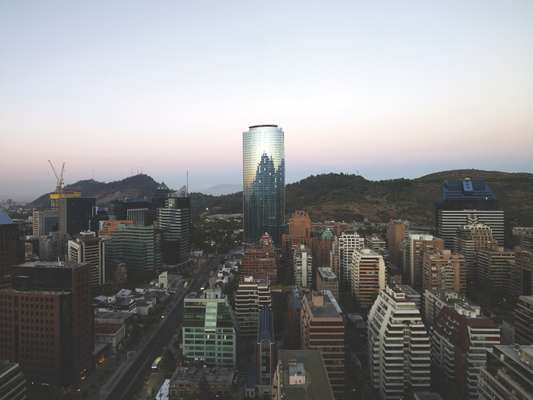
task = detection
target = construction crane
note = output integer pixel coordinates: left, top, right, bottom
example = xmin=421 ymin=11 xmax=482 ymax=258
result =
xmin=48 ymin=160 xmax=65 ymax=194
xmin=48 ymin=160 xmax=81 ymax=207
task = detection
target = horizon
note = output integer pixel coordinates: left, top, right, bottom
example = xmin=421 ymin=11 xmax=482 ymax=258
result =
xmin=1 ymin=1 xmax=533 ymax=200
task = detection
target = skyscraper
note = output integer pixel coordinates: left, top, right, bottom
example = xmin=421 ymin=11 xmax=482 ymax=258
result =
xmin=351 ymin=248 xmax=386 ymax=309
xmin=158 ymin=192 xmax=191 ymax=266
xmin=0 ymin=211 xmax=22 ymax=288
xmin=68 ymin=231 xmax=107 ymax=287
xmin=58 ymin=197 xmax=96 ymax=237
xmin=243 ymin=125 xmax=285 ymax=244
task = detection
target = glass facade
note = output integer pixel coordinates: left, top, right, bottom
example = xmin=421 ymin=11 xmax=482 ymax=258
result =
xmin=242 ymin=125 xmax=285 ymax=244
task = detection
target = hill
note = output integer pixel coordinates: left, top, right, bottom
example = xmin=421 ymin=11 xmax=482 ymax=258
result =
xmin=29 ymin=169 xmax=533 ymax=229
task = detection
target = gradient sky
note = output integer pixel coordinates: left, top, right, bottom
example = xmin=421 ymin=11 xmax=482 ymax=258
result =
xmin=1 ymin=0 xmax=532 ymax=200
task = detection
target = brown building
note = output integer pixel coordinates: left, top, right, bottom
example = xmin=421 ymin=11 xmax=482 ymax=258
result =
xmin=301 ymin=290 xmax=345 ymax=398
xmin=511 ymin=249 xmax=533 ymax=300
xmin=0 ymin=261 xmax=94 ymax=386
xmin=514 ymin=295 xmax=533 ymax=344
xmin=98 ymin=219 xmax=133 ymax=238
xmin=477 ymin=247 xmax=515 ymax=293
xmin=0 ymin=211 xmax=22 ymax=288
xmin=312 ymin=228 xmax=334 ymax=270
xmin=316 ymin=267 xmax=339 ymax=300
xmin=241 ymin=233 xmax=278 ymax=283
xmin=423 ymin=249 xmax=466 ymax=294
xmin=387 ymin=220 xmax=407 ymax=267
xmin=402 ymin=234 xmax=445 ymax=289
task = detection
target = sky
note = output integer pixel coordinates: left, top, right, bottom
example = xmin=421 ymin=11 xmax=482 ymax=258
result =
xmin=1 ymin=0 xmax=532 ymax=200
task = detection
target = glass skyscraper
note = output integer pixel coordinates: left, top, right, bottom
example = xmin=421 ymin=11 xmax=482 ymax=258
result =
xmin=243 ymin=124 xmax=285 ymax=244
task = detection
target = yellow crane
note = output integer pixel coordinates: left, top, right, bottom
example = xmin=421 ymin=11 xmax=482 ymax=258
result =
xmin=48 ymin=160 xmax=80 ymax=207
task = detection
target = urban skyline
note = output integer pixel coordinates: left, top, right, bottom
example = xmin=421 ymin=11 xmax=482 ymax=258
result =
xmin=1 ymin=1 xmax=533 ymax=199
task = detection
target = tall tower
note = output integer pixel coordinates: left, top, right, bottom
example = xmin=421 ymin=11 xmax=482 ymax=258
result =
xmin=243 ymin=125 xmax=285 ymax=244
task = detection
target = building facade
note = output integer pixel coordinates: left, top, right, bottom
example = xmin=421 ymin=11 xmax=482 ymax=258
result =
xmin=422 ymin=249 xmax=466 ymax=294
xmin=293 ymin=244 xmax=313 ymax=288
xmin=256 ymin=307 xmax=276 ymax=396
xmin=0 ymin=361 xmax=26 ymax=400
xmin=368 ymin=286 xmax=431 ymax=400
xmin=157 ymin=194 xmax=191 ymax=266
xmin=351 ymin=248 xmax=386 ymax=309
xmin=332 ymin=232 xmax=365 ymax=290
xmin=0 ymin=212 xmax=22 ymax=288
xmin=403 ymin=234 xmax=444 ymax=290
xmin=241 ymin=233 xmax=278 ymax=283
xmin=316 ymin=267 xmax=339 ymax=300
xmin=514 ymin=296 xmax=533 ymax=345
xmin=68 ymin=231 xmax=106 ymax=287
xmin=234 ymin=276 xmax=271 ymax=337
xmin=243 ymin=124 xmax=285 ymax=244
xmin=300 ymin=290 xmax=345 ymax=398
xmin=32 ymin=209 xmax=58 ymax=237
xmin=58 ymin=197 xmax=96 ymax=237
xmin=386 ymin=220 xmax=408 ymax=267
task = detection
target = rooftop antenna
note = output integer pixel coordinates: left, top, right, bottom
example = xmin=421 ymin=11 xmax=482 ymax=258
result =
xmin=186 ymin=169 xmax=189 ymax=195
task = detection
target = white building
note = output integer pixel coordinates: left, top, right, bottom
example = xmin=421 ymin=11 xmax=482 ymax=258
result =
xmin=68 ymin=230 xmax=106 ymax=287
xmin=234 ymin=276 xmax=272 ymax=337
xmin=332 ymin=232 xmax=364 ymax=290
xmin=368 ymin=286 xmax=431 ymax=400
xmin=293 ymin=244 xmax=313 ymax=288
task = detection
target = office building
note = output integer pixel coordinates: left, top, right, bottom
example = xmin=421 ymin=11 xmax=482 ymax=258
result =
xmin=514 ymin=296 xmax=533 ymax=344
xmin=256 ymin=307 xmax=276 ymax=396
xmin=402 ymin=234 xmax=444 ymax=290
xmin=331 ymin=232 xmax=364 ymax=290
xmin=108 ymin=223 xmax=161 ymax=274
xmin=368 ymin=286 xmax=431 ymax=400
xmin=512 ymin=249 xmax=533 ymax=299
xmin=157 ymin=193 xmax=191 ymax=266
xmin=387 ymin=220 xmax=408 ymax=267
xmin=436 ymin=178 xmax=504 ymax=248
xmin=0 ymin=211 xmax=22 ymax=288
xmin=0 ymin=361 xmax=26 ymax=400
xmin=351 ymin=248 xmax=386 ymax=309
xmin=293 ymin=244 xmax=313 ymax=288
xmin=32 ymin=209 xmax=58 ymax=237
xmin=477 ymin=247 xmax=515 ymax=292
xmin=0 ymin=261 xmax=94 ymax=386
xmin=422 ymin=249 xmax=466 ymax=294
xmin=367 ymin=235 xmax=386 ymax=254
xmin=58 ymin=197 xmax=96 ymax=237
xmin=317 ymin=267 xmax=339 ymax=300
xmin=126 ymin=208 xmax=153 ymax=226
xmin=182 ymin=289 xmax=236 ymax=367
xmin=68 ymin=231 xmax=106 ymax=287
xmin=243 ymin=124 xmax=285 ymax=244
xmin=287 ymin=287 xmax=303 ymax=349
xmin=312 ymin=228 xmax=334 ymax=269
xmin=301 ymin=290 xmax=345 ymax=398
xmin=241 ymin=233 xmax=278 ymax=283
xmin=478 ymin=345 xmax=533 ymax=400
xmin=431 ymin=300 xmax=500 ymax=400
xmin=111 ymin=199 xmax=152 ymax=220
xmin=282 ymin=210 xmax=312 ymax=250
xmin=98 ymin=219 xmax=133 ymax=238
xmin=454 ymin=221 xmax=496 ymax=292
xmin=234 ymin=276 xmax=271 ymax=337
xmin=272 ymin=350 xmax=335 ymax=400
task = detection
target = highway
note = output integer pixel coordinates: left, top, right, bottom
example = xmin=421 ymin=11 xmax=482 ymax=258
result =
xmin=99 ymin=256 xmax=218 ymax=400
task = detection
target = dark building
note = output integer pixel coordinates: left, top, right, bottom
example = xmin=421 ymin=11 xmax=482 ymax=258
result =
xmin=0 ymin=211 xmax=23 ymax=288
xmin=0 ymin=360 xmax=26 ymax=400
xmin=256 ymin=307 xmax=276 ymax=396
xmin=436 ymin=178 xmax=504 ymax=248
xmin=287 ymin=287 xmax=303 ymax=349
xmin=111 ymin=199 xmax=152 ymax=220
xmin=158 ymin=193 xmax=191 ymax=266
xmin=0 ymin=261 xmax=94 ymax=386
xmin=58 ymin=197 xmax=96 ymax=237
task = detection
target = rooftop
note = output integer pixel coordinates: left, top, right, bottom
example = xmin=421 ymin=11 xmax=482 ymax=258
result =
xmin=317 ymin=268 xmax=337 ymax=280
xmin=442 ymin=178 xmax=496 ymax=201
xmin=248 ymin=124 xmax=278 ymax=129
xmin=307 ymin=290 xmax=342 ymax=318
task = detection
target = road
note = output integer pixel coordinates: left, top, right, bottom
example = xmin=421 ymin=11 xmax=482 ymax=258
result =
xmin=99 ymin=256 xmax=218 ymax=400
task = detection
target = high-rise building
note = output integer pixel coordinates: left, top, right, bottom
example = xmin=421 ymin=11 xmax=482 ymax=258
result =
xmin=514 ymin=296 xmax=533 ymax=345
xmin=351 ymin=248 xmax=386 ymax=309
xmin=402 ymin=234 xmax=444 ymax=290
xmin=512 ymin=249 xmax=533 ymax=299
xmin=283 ymin=210 xmax=312 ymax=247
xmin=454 ymin=220 xmax=496 ymax=292
xmin=32 ymin=209 xmax=58 ymax=237
xmin=68 ymin=231 xmax=106 ymax=287
xmin=316 ymin=267 xmax=339 ymax=300
xmin=436 ymin=178 xmax=504 ymax=248
xmin=368 ymin=286 xmax=431 ymax=400
xmin=422 ymin=249 xmax=466 ymax=294
xmin=478 ymin=345 xmax=533 ymax=400
xmin=386 ymin=220 xmax=408 ymax=267
xmin=182 ymin=289 xmax=236 ymax=367
xmin=293 ymin=244 xmax=313 ymax=288
xmin=287 ymin=287 xmax=303 ymax=349
xmin=158 ymin=193 xmax=192 ymax=266
xmin=241 ymin=233 xmax=278 ymax=283
xmin=0 ymin=211 xmax=22 ymax=288
xmin=312 ymin=228 xmax=334 ymax=269
xmin=331 ymin=232 xmax=365 ymax=290
xmin=367 ymin=235 xmax=386 ymax=254
xmin=108 ymin=223 xmax=161 ymax=275
xmin=431 ymin=300 xmax=501 ymax=400
xmin=423 ymin=288 xmax=469 ymax=328
xmin=0 ymin=261 xmax=94 ymax=386
xmin=234 ymin=276 xmax=271 ymax=337
xmin=256 ymin=307 xmax=276 ymax=396
xmin=58 ymin=197 xmax=96 ymax=237
xmin=0 ymin=361 xmax=26 ymax=400
xmin=477 ymin=247 xmax=515 ymax=293
xmin=126 ymin=208 xmax=153 ymax=226
xmin=242 ymin=124 xmax=285 ymax=244
xmin=272 ymin=350 xmax=335 ymax=400
xmin=300 ymin=290 xmax=345 ymax=398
